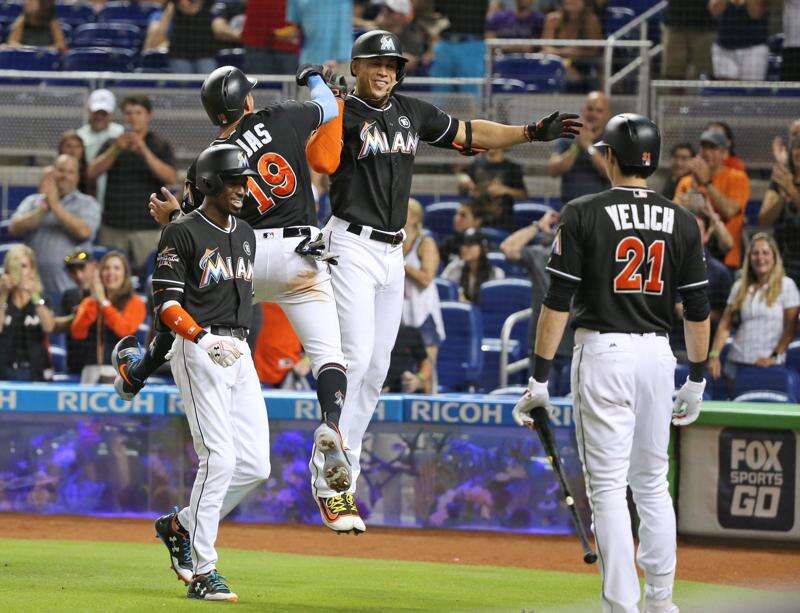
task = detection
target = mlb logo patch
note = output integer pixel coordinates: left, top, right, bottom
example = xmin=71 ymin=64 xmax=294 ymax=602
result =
xmin=642 ymin=151 xmax=652 ymax=166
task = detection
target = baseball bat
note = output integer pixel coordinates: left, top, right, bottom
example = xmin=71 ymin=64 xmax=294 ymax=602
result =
xmin=529 ymin=406 xmax=598 ymax=565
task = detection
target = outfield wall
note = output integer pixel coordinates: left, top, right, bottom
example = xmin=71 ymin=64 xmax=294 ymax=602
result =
xmin=0 ymin=384 xmax=797 ymax=542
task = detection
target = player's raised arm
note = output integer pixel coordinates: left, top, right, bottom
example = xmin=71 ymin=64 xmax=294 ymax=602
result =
xmin=450 ymin=111 xmax=583 ymax=155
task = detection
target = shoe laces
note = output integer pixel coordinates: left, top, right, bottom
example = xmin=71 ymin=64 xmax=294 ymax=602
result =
xmin=205 ymin=570 xmax=230 ymax=592
xmin=345 ymin=493 xmax=359 ymax=513
xmin=326 ymin=494 xmax=348 ymax=515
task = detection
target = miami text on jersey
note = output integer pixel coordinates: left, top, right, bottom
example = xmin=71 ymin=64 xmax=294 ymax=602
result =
xmin=604 ymin=204 xmax=675 ymax=234
xmin=199 ymin=247 xmax=254 ymax=288
xmin=358 ymin=121 xmax=419 ymax=159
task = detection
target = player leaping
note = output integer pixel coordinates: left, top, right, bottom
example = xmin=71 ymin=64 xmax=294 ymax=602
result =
xmin=111 ymin=65 xmax=360 ymax=534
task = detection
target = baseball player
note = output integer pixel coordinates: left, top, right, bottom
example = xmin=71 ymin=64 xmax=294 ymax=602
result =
xmin=146 ymin=144 xmax=264 ymax=602
xmin=511 ymin=114 xmax=710 ymax=613
xmin=322 ymin=29 xmax=581 ymax=532
xmin=112 ymin=66 xmax=360 ymax=533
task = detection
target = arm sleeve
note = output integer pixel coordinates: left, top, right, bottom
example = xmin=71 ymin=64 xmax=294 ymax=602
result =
xmin=307 ymin=74 xmax=338 ymax=124
xmin=281 ymin=101 xmax=323 ymax=141
xmin=100 ymin=295 xmax=146 ymax=338
xmin=543 ymin=273 xmax=578 ymax=312
xmin=306 ymin=98 xmax=344 ymax=174
xmin=676 ymin=217 xmax=709 ymax=292
xmin=69 ymin=297 xmax=98 ymax=340
xmin=730 ymin=172 xmax=750 ymax=211
xmin=681 ymin=286 xmax=711 ymax=322
xmin=545 ymin=203 xmax=583 ymax=282
xmin=151 ymin=224 xmax=191 ymax=310
xmin=12 ymin=194 xmax=38 ymax=217
xmin=415 ymin=98 xmax=458 ymax=148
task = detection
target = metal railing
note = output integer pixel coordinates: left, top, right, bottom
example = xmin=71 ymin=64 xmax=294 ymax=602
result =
xmin=498 ymin=308 xmax=532 ymax=389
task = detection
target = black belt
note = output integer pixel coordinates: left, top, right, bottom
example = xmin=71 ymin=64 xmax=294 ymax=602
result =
xmin=346 ymin=223 xmax=404 ymax=245
xmin=210 ymin=325 xmax=249 ymax=341
xmin=599 ymin=331 xmax=668 ymax=338
xmin=263 ymin=226 xmax=311 ymax=239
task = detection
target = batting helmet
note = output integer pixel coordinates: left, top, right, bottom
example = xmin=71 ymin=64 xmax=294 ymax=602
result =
xmin=350 ymin=29 xmax=407 ymax=86
xmin=594 ymin=113 xmax=661 ymax=177
xmin=195 ymin=144 xmax=257 ymax=197
xmin=201 ymin=66 xmax=257 ymax=127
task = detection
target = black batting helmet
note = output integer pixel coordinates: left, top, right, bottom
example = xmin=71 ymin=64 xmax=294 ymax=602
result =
xmin=350 ymin=29 xmax=407 ymax=85
xmin=195 ymin=144 xmax=257 ymax=197
xmin=201 ymin=66 xmax=257 ymax=127
xmin=594 ymin=113 xmax=661 ymax=177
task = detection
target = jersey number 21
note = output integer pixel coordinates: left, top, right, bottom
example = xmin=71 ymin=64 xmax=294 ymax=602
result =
xmin=614 ymin=237 xmax=665 ymax=295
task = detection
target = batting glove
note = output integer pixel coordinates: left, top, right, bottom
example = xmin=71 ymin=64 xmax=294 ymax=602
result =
xmin=324 ymin=70 xmax=349 ymax=99
xmin=526 ymin=111 xmax=582 ymax=142
xmin=672 ymin=378 xmax=705 ymax=426
xmin=197 ymin=333 xmax=242 ymax=368
xmin=295 ymin=233 xmax=339 ymax=265
xmin=512 ymin=377 xmax=552 ymax=427
xmin=296 ymin=63 xmax=325 ymax=86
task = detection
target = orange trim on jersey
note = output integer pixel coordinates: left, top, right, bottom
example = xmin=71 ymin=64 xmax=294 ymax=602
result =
xmin=160 ymin=304 xmax=204 ymax=342
xmin=306 ymin=98 xmax=344 ymax=175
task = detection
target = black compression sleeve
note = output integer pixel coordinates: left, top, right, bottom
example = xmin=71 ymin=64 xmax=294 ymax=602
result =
xmin=543 ymin=274 xmax=579 ymax=312
xmin=681 ymin=286 xmax=711 ymax=322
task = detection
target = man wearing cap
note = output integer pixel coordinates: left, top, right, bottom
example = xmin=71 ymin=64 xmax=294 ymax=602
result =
xmin=374 ymin=0 xmax=427 ymax=75
xmin=9 ymin=154 xmax=101 ymax=304
xmin=673 ymin=128 xmax=750 ymax=269
xmin=77 ymin=89 xmax=124 ymax=206
xmin=53 ymin=250 xmax=98 ymax=375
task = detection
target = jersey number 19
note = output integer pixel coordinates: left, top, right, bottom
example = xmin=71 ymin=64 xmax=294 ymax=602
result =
xmin=614 ymin=237 xmax=665 ymax=295
xmin=248 ymin=152 xmax=298 ymax=214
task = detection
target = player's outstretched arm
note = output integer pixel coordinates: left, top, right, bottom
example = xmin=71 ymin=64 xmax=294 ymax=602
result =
xmin=296 ymin=65 xmax=339 ymax=125
xmin=149 ymin=187 xmax=182 ymax=226
xmin=455 ymin=111 xmax=582 ymax=152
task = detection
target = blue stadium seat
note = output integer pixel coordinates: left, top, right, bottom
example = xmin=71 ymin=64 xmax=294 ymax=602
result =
xmin=138 ymin=48 xmax=169 ymax=72
xmin=55 ymin=2 xmax=97 ymax=28
xmin=0 ymin=47 xmax=60 ymax=70
xmin=487 ymin=252 xmax=525 ymax=278
xmin=604 ymin=7 xmax=636 ymax=36
xmin=768 ymin=33 xmax=785 ymax=55
xmin=49 ymin=332 xmax=66 ymax=372
xmin=98 ymin=1 xmax=157 ymax=28
xmin=71 ymin=23 xmax=142 ymax=49
xmin=0 ymin=0 xmax=22 ymax=19
xmin=732 ymin=366 xmax=800 ymax=403
xmin=478 ymin=278 xmax=532 ymax=341
xmin=425 ymin=202 xmax=460 ymax=238
xmin=513 ymin=202 xmax=552 ymax=228
xmin=491 ymin=78 xmax=527 ymax=94
xmin=62 ymin=47 xmax=136 ymax=72
xmin=786 ymin=340 xmax=800 ymax=371
xmin=480 ymin=337 xmax=524 ymax=392
xmin=479 ymin=227 xmax=509 ymax=248
xmin=492 ymin=53 xmax=566 ymax=93
xmin=674 ymin=363 xmax=688 ymax=389
xmin=216 ymin=48 xmax=245 ymax=70
xmin=744 ymin=200 xmax=762 ymax=226
xmin=435 ymin=277 xmax=458 ymax=302
xmin=92 ymin=245 xmax=110 ymax=261
xmin=606 ymin=0 xmax=655 ymax=14
xmin=438 ymin=301 xmax=483 ymax=391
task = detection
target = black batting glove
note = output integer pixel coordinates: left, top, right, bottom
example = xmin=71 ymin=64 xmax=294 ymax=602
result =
xmin=296 ymin=63 xmax=325 ymax=87
xmin=325 ymin=71 xmax=349 ymax=100
xmin=526 ymin=111 xmax=582 ymax=142
xmin=295 ymin=233 xmax=339 ymax=265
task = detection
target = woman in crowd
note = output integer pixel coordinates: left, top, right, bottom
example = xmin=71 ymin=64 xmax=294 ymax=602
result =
xmin=709 ymin=0 xmax=769 ymax=81
xmin=70 ymin=251 xmax=146 ymax=382
xmin=402 ymin=199 xmax=445 ymax=393
xmin=709 ymin=233 xmax=799 ymax=382
xmin=5 ymin=0 xmax=67 ymax=51
xmin=760 ymin=135 xmax=800 ymax=287
xmin=540 ymin=0 xmax=603 ymax=91
xmin=58 ymin=130 xmax=94 ymax=196
xmin=441 ymin=229 xmax=505 ymax=304
xmin=0 ymin=244 xmax=55 ymax=381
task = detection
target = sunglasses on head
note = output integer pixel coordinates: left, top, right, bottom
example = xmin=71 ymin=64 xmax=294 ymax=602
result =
xmin=64 ymin=250 xmax=91 ymax=266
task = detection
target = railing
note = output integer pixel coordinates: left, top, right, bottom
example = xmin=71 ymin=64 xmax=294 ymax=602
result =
xmin=498 ymin=307 xmax=532 ymax=389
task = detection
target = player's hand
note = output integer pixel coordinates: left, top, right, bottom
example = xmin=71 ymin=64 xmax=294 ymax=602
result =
xmin=672 ymin=378 xmax=705 ymax=426
xmin=295 ymin=233 xmax=338 ymax=265
xmin=526 ymin=111 xmax=582 ymax=142
xmin=296 ymin=63 xmax=325 ymax=86
xmin=324 ymin=69 xmax=349 ymax=99
xmin=197 ymin=333 xmax=242 ymax=368
xmin=512 ymin=377 xmax=552 ymax=427
xmin=149 ymin=187 xmax=181 ymax=226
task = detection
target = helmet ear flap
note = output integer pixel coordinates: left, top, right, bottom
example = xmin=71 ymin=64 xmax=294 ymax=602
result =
xmin=199 ymin=174 xmax=223 ymax=197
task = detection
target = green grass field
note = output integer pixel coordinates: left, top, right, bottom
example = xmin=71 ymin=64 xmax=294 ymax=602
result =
xmin=0 ymin=539 xmax=788 ymax=612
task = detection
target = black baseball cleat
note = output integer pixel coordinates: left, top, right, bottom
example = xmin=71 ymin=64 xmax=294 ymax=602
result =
xmin=112 ymin=335 xmax=144 ymax=401
xmin=313 ymin=421 xmax=352 ymax=493
xmin=187 ymin=570 xmax=238 ymax=603
xmin=154 ymin=506 xmax=193 ymax=585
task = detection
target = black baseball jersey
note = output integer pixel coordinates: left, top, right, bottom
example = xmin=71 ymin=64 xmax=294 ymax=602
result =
xmin=151 ymin=210 xmax=256 ymax=329
xmin=183 ymin=100 xmax=323 ymax=228
xmin=547 ymin=186 xmax=708 ymax=333
xmin=330 ymin=93 xmax=459 ymax=232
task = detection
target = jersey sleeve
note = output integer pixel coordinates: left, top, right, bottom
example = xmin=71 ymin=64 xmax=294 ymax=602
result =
xmin=414 ymin=98 xmax=458 ymax=148
xmin=546 ymin=203 xmax=583 ymax=282
xmin=676 ymin=216 xmax=709 ymax=292
xmin=279 ymin=101 xmax=323 ymax=140
xmin=151 ymin=223 xmax=191 ymax=309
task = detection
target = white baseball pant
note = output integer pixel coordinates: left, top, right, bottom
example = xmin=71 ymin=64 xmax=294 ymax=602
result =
xmin=172 ymin=335 xmax=270 ymax=576
xmin=323 ymin=215 xmax=405 ymax=495
xmin=571 ymin=328 xmax=677 ymax=613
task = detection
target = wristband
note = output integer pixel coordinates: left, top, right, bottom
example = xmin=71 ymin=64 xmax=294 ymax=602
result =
xmin=708 ymin=349 xmax=720 ymax=358
xmin=688 ymin=360 xmax=705 ymax=383
xmin=532 ymin=353 xmax=552 ymax=383
xmin=194 ymin=329 xmax=207 ymax=344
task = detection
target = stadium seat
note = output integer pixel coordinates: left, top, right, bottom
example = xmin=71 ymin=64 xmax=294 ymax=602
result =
xmin=98 ymin=1 xmax=157 ymax=28
xmin=435 ymin=277 xmax=458 ymax=302
xmin=480 ymin=337 xmax=524 ymax=392
xmin=491 ymin=78 xmax=527 ymax=94
xmin=71 ymin=23 xmax=142 ymax=49
xmin=55 ymin=2 xmax=97 ymax=28
xmin=785 ymin=340 xmax=800 ymax=371
xmin=0 ymin=47 xmax=60 ymax=71
xmin=478 ymin=278 xmax=532 ymax=341
xmin=478 ymin=227 xmax=509 ymax=248
xmin=768 ymin=33 xmax=785 ymax=55
xmin=138 ymin=49 xmax=169 ymax=72
xmin=606 ymin=0 xmax=655 ymax=14
xmin=513 ymin=202 xmax=552 ymax=228
xmin=603 ymin=7 xmax=636 ymax=36
xmin=216 ymin=48 xmax=245 ymax=70
xmin=732 ymin=366 xmax=800 ymax=403
xmin=425 ymin=202 xmax=460 ymax=238
xmin=92 ymin=245 xmax=110 ymax=261
xmin=49 ymin=333 xmax=66 ymax=372
xmin=438 ymin=301 xmax=483 ymax=391
xmin=62 ymin=47 xmax=136 ymax=72
xmin=492 ymin=53 xmax=566 ymax=93
xmin=487 ymin=252 xmax=525 ymax=278
xmin=0 ymin=0 xmax=22 ymax=19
